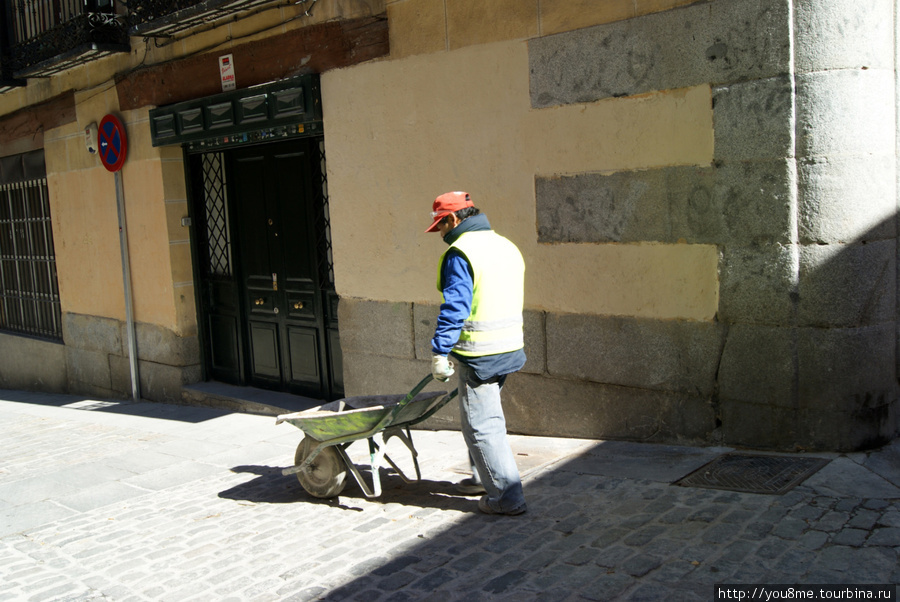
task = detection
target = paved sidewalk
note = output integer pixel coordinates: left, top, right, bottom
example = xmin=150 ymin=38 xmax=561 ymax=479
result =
xmin=0 ymin=388 xmax=898 ymax=601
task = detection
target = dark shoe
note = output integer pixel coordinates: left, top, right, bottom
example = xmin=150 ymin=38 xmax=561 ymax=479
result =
xmin=454 ymin=478 xmax=486 ymax=495
xmin=478 ymin=495 xmax=527 ymax=516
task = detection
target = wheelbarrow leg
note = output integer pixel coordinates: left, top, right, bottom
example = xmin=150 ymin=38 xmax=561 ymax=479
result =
xmin=361 ymin=433 xmax=400 ymax=496
xmin=381 ymin=426 xmax=422 ymax=483
xmin=331 ymin=427 xmax=424 ymax=499
xmin=334 ymin=444 xmax=381 ymax=498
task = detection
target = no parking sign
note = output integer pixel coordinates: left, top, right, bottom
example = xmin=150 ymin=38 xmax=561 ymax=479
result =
xmin=98 ymin=114 xmax=127 ymax=172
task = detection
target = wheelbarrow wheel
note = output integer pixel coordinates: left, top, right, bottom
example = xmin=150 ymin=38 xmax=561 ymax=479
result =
xmin=294 ymin=437 xmax=347 ymax=498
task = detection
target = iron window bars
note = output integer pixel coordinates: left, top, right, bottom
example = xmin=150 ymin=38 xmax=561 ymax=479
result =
xmin=0 ymin=177 xmax=62 ymax=340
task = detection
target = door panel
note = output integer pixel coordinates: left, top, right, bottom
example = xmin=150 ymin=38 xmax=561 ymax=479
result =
xmin=250 ymin=322 xmax=281 ymax=378
xmin=288 ymin=327 xmax=320 ymax=384
xmin=208 ymin=314 xmax=240 ymax=375
xmin=287 ymin=292 xmax=316 ymax=319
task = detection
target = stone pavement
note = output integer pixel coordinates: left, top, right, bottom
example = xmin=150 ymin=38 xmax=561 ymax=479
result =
xmin=0 ymin=388 xmax=898 ymax=601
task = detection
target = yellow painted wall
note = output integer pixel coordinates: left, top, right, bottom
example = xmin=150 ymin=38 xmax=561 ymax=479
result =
xmin=6 ymin=0 xmax=718 ymax=338
xmin=43 ymin=87 xmax=196 ymax=335
xmin=0 ymin=0 xmax=389 ymax=340
xmin=323 ymin=40 xmax=717 ymax=321
xmin=47 ymin=153 xmax=123 ymax=319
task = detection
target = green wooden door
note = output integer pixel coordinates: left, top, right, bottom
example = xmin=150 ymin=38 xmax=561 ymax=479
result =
xmin=193 ymin=137 xmax=342 ymax=401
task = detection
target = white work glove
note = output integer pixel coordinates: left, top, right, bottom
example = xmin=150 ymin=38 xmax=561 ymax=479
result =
xmin=432 ymin=355 xmax=455 ymax=382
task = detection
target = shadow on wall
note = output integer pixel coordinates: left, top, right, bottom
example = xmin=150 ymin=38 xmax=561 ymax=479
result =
xmin=712 ymin=207 xmax=900 ymax=452
xmin=502 ymin=204 xmax=900 ymax=453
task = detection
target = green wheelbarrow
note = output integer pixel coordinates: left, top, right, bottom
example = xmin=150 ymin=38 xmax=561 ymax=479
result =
xmin=276 ymin=375 xmax=458 ymax=498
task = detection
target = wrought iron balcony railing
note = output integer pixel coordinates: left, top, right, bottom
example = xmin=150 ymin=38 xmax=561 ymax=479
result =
xmin=2 ymin=0 xmax=129 ymax=79
xmin=123 ymin=0 xmax=297 ymax=38
xmin=0 ymin=0 xmax=315 ymax=87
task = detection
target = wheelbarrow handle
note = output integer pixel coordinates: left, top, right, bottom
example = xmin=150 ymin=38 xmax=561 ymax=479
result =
xmin=382 ymin=373 xmax=435 ymax=426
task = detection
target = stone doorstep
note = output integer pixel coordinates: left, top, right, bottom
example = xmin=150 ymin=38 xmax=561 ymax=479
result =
xmin=181 ymin=382 xmax=321 ymax=416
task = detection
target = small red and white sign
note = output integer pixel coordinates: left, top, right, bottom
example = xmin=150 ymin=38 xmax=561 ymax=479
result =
xmin=219 ymin=54 xmax=236 ymax=91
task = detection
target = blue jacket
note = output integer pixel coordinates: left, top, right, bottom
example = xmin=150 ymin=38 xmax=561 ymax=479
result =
xmin=431 ymin=213 xmax=526 ymax=381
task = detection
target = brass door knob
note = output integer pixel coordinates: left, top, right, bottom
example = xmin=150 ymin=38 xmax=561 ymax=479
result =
xmin=255 ymin=298 xmax=265 ymax=306
xmin=293 ymin=301 xmax=304 ymax=310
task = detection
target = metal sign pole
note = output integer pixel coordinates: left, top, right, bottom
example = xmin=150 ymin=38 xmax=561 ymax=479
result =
xmin=99 ymin=114 xmax=138 ymax=402
xmin=115 ymin=170 xmax=141 ymax=402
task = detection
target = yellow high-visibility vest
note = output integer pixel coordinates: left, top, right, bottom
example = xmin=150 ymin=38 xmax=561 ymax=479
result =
xmin=437 ymin=230 xmax=524 ymax=357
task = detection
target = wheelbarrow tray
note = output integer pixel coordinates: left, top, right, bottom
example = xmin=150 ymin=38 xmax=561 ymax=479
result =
xmin=275 ymin=390 xmax=448 ymax=442
xmin=276 ymin=375 xmax=458 ymax=499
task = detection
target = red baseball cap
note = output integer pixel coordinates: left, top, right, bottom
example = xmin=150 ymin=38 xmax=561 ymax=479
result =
xmin=425 ymin=191 xmax=474 ymax=232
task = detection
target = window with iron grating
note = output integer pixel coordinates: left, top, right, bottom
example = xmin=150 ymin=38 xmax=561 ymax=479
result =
xmin=0 ymin=177 xmax=62 ymax=340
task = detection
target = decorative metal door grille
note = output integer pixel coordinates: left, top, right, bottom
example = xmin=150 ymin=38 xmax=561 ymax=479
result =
xmin=312 ymin=138 xmax=334 ymax=290
xmin=201 ymin=152 xmax=232 ymax=276
xmin=0 ymin=177 xmax=62 ymax=340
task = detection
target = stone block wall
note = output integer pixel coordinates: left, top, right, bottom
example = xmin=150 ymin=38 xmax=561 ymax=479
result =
xmin=0 ymin=333 xmax=67 ymax=392
xmin=4 ymin=0 xmax=889 ymax=452
xmin=340 ymin=297 xmax=723 ymax=444
xmin=62 ymin=312 xmax=200 ymax=402
xmin=340 ymin=0 xmax=899 ymax=451
xmin=525 ymin=0 xmax=899 ymax=450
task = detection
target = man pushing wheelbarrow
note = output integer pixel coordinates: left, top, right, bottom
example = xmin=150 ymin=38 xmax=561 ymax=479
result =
xmin=425 ymin=191 xmax=528 ymax=516
xmin=278 ymin=191 xmax=527 ymax=516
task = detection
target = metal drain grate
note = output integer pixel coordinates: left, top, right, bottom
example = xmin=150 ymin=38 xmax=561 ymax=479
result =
xmin=674 ymin=453 xmax=830 ymax=495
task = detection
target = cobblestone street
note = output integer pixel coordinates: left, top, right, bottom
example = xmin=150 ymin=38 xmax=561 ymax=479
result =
xmin=1 ymin=390 xmax=898 ymax=601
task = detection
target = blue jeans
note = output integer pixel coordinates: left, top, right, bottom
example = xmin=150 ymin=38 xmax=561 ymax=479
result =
xmin=456 ymin=361 xmax=526 ymax=512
